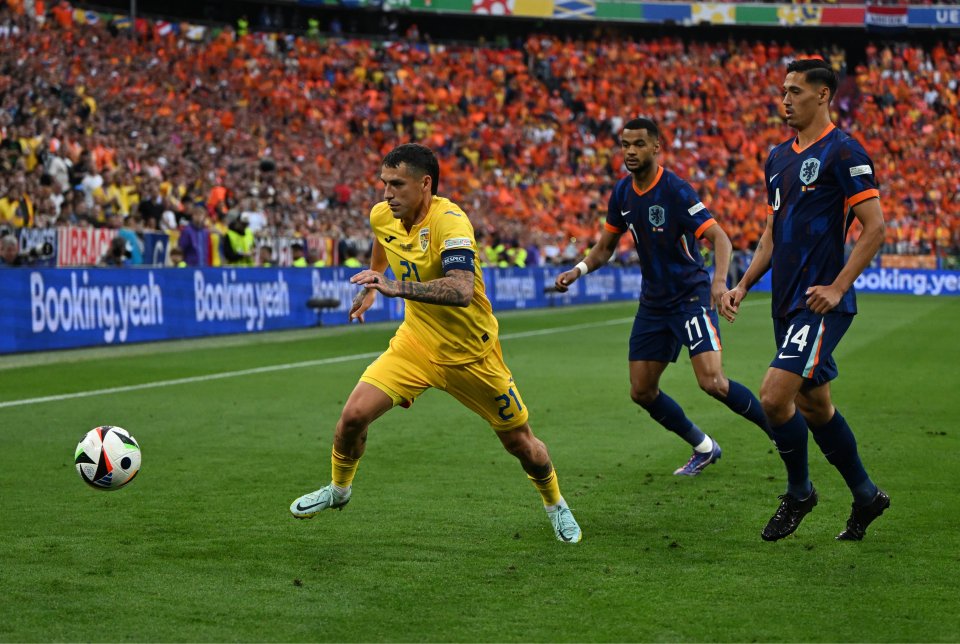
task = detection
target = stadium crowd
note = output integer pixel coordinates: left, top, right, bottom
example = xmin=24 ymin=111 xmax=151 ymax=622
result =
xmin=0 ymin=0 xmax=957 ymax=269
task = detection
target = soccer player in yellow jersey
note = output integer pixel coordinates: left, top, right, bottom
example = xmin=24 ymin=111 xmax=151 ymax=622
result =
xmin=289 ymin=144 xmax=582 ymax=543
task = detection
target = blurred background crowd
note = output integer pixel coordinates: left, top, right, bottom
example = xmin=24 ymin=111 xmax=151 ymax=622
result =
xmin=0 ymin=0 xmax=957 ymax=272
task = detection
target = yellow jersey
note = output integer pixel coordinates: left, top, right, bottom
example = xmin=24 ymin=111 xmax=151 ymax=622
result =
xmin=370 ymin=195 xmax=498 ymax=365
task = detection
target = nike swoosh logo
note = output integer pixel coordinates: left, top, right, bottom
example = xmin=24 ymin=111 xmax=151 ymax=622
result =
xmin=295 ymin=501 xmax=325 ymax=512
xmin=384 ymin=236 xmax=397 ymax=243
xmin=769 ymin=173 xmax=780 ymax=183
xmin=621 ymin=210 xmax=630 ymax=216
xmin=777 ymin=353 xmax=799 ymax=359
xmin=691 ymin=339 xmax=705 ymax=350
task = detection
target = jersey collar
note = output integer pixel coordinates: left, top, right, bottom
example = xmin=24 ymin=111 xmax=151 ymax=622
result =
xmin=632 ymin=166 xmax=663 ymax=197
xmin=792 ymin=122 xmax=835 ymax=153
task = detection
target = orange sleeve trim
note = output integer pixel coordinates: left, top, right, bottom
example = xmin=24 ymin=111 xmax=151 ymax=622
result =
xmin=767 ymin=204 xmax=775 ymax=215
xmin=694 ymin=218 xmax=717 ymax=239
xmin=605 ymin=222 xmax=625 ymax=234
xmin=844 ymin=188 xmax=879 ymax=212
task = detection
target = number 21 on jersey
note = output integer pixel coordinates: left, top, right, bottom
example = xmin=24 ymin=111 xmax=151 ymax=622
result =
xmin=399 ymin=260 xmax=421 ymax=282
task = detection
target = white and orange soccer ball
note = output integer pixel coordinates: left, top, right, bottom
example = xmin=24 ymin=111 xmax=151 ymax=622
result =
xmin=75 ymin=426 xmax=141 ymax=490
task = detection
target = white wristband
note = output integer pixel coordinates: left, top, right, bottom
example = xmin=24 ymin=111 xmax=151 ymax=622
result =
xmin=575 ymin=261 xmax=590 ymax=277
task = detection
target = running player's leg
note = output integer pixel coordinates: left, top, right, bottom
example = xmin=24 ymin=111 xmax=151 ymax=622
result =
xmin=290 ymin=334 xmax=432 ymax=518
xmin=686 ymin=305 xmax=771 ymax=439
xmin=691 ymin=350 xmax=770 ymax=438
xmin=797 ymin=363 xmax=888 ymax=541
xmin=631 ymin=359 xmax=718 ymax=476
xmin=496 ymin=423 xmax=581 ymax=543
xmin=444 ymin=343 xmax=581 ymax=543
xmin=629 ymin=308 xmax=715 ymax=474
xmin=759 ymin=313 xmax=828 ymax=541
xmin=758 ymin=365 xmax=818 ymax=540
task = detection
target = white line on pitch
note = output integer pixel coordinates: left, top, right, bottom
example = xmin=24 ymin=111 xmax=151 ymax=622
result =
xmin=0 ymin=317 xmax=633 ymax=409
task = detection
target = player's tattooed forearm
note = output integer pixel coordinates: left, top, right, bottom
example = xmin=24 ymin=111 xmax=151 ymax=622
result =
xmin=398 ymin=271 xmax=472 ymax=306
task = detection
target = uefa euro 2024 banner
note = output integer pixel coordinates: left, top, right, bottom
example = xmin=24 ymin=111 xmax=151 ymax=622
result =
xmin=0 ymin=266 xmax=956 ymax=354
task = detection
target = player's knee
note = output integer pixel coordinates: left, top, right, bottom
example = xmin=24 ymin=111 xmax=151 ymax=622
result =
xmin=630 ymin=387 xmax=658 ymax=407
xmin=696 ymin=373 xmax=726 ymax=399
xmin=796 ymin=398 xmax=833 ymax=427
xmin=499 ymin=426 xmax=543 ymax=461
xmin=795 ymin=397 xmax=816 ymax=419
xmin=759 ymin=391 xmax=790 ymax=425
xmin=337 ymin=403 xmax=373 ymax=436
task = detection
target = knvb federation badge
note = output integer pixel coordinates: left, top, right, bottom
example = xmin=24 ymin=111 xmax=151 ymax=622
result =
xmin=419 ymin=227 xmax=430 ymax=252
xmin=800 ymin=158 xmax=821 ymax=185
xmin=648 ymin=205 xmax=666 ymax=228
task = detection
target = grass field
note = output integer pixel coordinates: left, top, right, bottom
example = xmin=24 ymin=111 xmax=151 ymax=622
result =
xmin=1 ymin=294 xmax=958 ymax=642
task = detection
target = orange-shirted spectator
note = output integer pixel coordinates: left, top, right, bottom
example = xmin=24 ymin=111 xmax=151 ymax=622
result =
xmin=0 ymin=4 xmax=955 ymax=268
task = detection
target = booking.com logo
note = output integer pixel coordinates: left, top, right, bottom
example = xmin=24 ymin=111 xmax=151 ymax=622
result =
xmin=854 ymin=269 xmax=960 ymax=296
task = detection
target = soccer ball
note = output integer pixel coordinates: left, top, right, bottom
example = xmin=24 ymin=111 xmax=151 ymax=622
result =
xmin=75 ymin=426 xmax=141 ymax=491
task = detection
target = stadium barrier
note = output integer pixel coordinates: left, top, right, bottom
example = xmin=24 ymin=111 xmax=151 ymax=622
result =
xmin=1 ymin=266 xmax=956 ymax=354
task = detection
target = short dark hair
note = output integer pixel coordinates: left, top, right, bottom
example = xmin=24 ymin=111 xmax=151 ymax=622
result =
xmin=382 ymin=143 xmax=440 ymax=195
xmin=786 ymin=58 xmax=838 ymax=103
xmin=622 ymin=117 xmax=659 ymax=139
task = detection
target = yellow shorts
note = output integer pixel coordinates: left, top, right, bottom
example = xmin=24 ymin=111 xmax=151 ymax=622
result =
xmin=360 ymin=333 xmax=529 ymax=432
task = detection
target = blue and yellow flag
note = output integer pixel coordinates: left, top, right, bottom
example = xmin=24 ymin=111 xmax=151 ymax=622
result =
xmin=553 ymin=0 xmax=594 ymax=19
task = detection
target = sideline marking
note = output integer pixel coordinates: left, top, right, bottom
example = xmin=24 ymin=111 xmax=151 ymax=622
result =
xmin=0 ymin=317 xmax=632 ymax=409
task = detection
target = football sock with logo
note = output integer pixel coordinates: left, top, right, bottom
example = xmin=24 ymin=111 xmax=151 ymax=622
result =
xmin=723 ymin=380 xmax=773 ymax=438
xmin=642 ymin=391 xmax=707 ymax=448
xmin=810 ymin=409 xmax=878 ymax=505
xmin=528 ymin=468 xmax=563 ymax=507
xmin=331 ymin=447 xmax=360 ymax=490
xmin=771 ymin=411 xmax=812 ymax=499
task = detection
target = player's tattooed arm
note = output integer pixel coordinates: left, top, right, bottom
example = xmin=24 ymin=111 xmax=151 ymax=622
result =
xmin=398 ymin=269 xmax=473 ymax=307
xmin=351 ymin=268 xmax=473 ymax=307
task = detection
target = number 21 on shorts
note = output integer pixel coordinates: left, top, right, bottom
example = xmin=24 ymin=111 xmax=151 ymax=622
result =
xmin=495 ymin=387 xmax=523 ymax=421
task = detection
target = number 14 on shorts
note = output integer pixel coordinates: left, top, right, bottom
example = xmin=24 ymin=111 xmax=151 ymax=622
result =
xmin=778 ymin=323 xmax=810 ymax=359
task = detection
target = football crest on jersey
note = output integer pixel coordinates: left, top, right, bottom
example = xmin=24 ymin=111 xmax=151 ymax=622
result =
xmin=648 ymin=205 xmax=666 ymax=228
xmin=800 ymin=158 xmax=821 ymax=185
xmin=419 ymin=227 xmax=430 ymax=252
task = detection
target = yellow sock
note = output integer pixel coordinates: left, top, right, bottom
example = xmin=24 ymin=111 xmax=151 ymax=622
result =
xmin=331 ymin=448 xmax=360 ymax=489
xmin=528 ymin=468 xmax=562 ymax=507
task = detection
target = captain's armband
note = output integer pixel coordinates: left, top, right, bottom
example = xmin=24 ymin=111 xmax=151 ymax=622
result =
xmin=441 ymin=248 xmax=475 ymax=275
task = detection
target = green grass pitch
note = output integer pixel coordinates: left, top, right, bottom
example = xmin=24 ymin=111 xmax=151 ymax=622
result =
xmin=0 ymin=294 xmax=958 ymax=642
